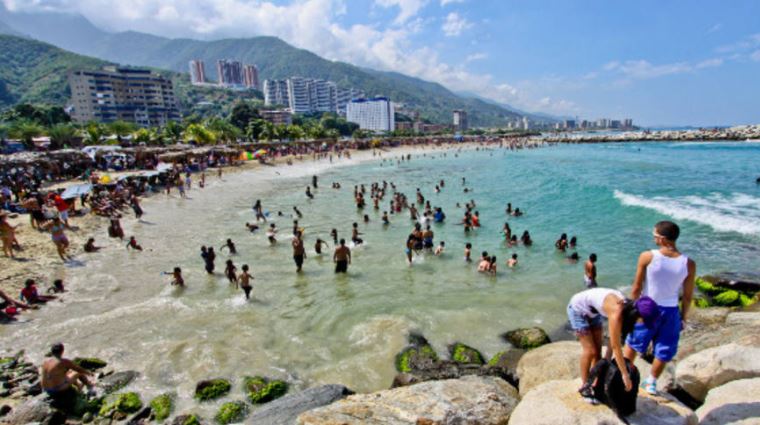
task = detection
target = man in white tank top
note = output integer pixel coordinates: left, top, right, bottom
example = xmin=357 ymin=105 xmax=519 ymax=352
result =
xmin=624 ymin=221 xmax=696 ymax=395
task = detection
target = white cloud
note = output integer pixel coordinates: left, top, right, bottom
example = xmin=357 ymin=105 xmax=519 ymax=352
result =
xmin=442 ymin=12 xmax=471 ymax=37
xmin=465 ymin=52 xmax=487 ymax=62
xmin=440 ymin=0 xmax=464 ymax=6
xmin=707 ymin=23 xmax=722 ymax=34
xmin=695 ymin=58 xmax=723 ymax=69
xmin=751 ymin=50 xmax=760 ymax=62
xmin=374 ymin=0 xmax=428 ymax=24
xmin=604 ymin=60 xmax=692 ymax=79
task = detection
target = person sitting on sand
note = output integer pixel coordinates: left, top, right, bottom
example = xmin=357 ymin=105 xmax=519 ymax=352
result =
xmin=567 ymin=289 xmax=659 ymax=404
xmin=41 ymin=343 xmax=96 ymax=401
xmin=20 ymin=279 xmax=57 ymax=304
xmin=0 ymin=288 xmax=31 ymax=320
xmin=84 ymin=238 xmax=101 ymax=253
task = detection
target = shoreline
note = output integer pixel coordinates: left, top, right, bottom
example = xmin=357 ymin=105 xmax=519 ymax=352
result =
xmin=536 ymin=124 xmax=760 ymax=144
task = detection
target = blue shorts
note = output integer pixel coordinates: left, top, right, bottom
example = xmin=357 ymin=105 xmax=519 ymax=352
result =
xmin=567 ymin=304 xmax=602 ymax=335
xmin=626 ymin=306 xmax=681 ymax=362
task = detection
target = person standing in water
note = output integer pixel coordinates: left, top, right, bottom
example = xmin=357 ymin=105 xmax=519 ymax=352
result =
xmin=292 ymin=230 xmax=306 ymax=272
xmin=333 ymin=239 xmax=351 ymax=273
xmin=45 ymin=217 xmax=70 ymax=261
xmin=239 ymin=265 xmax=253 ymax=299
xmin=314 ymin=238 xmax=329 ymax=254
xmin=624 ymin=221 xmax=696 ymax=395
xmin=584 ymin=254 xmax=598 ymax=288
xmin=225 ymin=259 xmax=238 ymax=286
xmin=163 ymin=267 xmax=184 ymax=287
xmin=220 ymin=239 xmax=237 ymax=255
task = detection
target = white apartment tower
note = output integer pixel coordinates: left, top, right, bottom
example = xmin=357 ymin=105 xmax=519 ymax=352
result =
xmin=346 ymin=97 xmax=395 ymax=132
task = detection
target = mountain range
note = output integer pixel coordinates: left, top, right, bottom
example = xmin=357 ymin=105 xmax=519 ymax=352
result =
xmin=0 ymin=5 xmax=551 ymax=127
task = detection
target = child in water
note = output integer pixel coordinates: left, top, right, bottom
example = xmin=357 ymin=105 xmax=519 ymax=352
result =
xmin=225 ymin=260 xmax=238 ymax=286
xmin=239 ymin=265 xmax=252 ymax=299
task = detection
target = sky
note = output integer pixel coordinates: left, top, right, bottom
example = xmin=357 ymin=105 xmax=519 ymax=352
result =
xmin=4 ymin=0 xmax=760 ymax=126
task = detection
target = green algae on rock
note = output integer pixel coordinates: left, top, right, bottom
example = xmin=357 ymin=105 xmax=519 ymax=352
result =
xmin=214 ymin=401 xmax=248 ymax=424
xmin=194 ymin=379 xmax=231 ymax=401
xmin=99 ymin=392 xmax=142 ymax=417
xmin=73 ymin=357 xmax=108 ymax=371
xmin=395 ymin=344 xmax=439 ymax=373
xmin=243 ymin=376 xmax=288 ymax=404
xmin=502 ymin=327 xmax=551 ymax=350
xmin=150 ymin=393 xmax=174 ymax=422
xmin=449 ymin=342 xmax=485 ymax=365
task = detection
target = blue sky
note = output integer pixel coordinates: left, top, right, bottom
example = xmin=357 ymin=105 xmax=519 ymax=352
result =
xmin=5 ymin=0 xmax=760 ymax=126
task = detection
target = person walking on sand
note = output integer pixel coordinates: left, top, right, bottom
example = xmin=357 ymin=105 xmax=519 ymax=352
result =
xmin=45 ymin=217 xmax=70 ymax=261
xmin=0 ymin=213 xmax=17 ymax=258
xmin=624 ymin=221 xmax=695 ymax=395
xmin=333 ymin=239 xmax=351 ymax=273
xmin=584 ymin=254 xmax=598 ymax=288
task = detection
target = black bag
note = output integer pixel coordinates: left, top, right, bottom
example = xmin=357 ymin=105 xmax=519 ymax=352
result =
xmin=587 ymin=358 xmax=640 ymax=418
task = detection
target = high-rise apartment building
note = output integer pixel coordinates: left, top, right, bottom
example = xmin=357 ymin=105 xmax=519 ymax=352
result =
xmin=264 ymin=77 xmax=366 ymax=115
xmin=264 ymin=79 xmax=290 ymax=107
xmin=522 ymin=116 xmax=530 ymax=131
xmin=243 ymin=65 xmax=259 ymax=89
xmin=68 ymin=67 xmax=180 ymax=127
xmin=453 ymin=110 xmax=468 ymax=132
xmin=216 ymin=60 xmax=244 ymax=86
xmin=346 ymin=97 xmax=395 ymax=132
xmin=189 ymin=60 xmax=206 ymax=85
xmin=335 ymin=87 xmax=364 ymax=115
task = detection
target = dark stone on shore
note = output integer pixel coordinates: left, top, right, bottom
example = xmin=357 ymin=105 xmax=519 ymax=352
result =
xmin=703 ymin=272 xmax=760 ymax=294
xmin=194 ymin=378 xmax=231 ymax=401
xmin=0 ymin=404 xmax=12 ymax=417
xmin=126 ymin=406 xmax=152 ymax=425
xmin=448 ymin=342 xmax=485 ymax=365
xmin=246 ymin=384 xmax=353 ymax=425
xmin=501 ymin=327 xmax=551 ymax=350
xmin=243 ymin=376 xmax=288 ymax=404
xmin=98 ymin=370 xmax=140 ymax=395
xmin=485 ymin=349 xmax=525 ymax=385
xmin=394 ymin=335 xmax=440 ymax=373
xmin=171 ymin=413 xmax=203 ymax=425
xmin=391 ymin=360 xmax=513 ymax=388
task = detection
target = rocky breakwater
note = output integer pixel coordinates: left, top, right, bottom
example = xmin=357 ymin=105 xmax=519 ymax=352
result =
xmin=538 ymin=124 xmax=760 ymax=144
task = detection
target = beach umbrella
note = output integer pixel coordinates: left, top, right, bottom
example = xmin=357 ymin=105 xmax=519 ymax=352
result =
xmin=99 ymin=175 xmax=112 ymax=184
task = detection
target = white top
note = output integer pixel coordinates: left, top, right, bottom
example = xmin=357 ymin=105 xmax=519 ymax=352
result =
xmin=643 ymin=249 xmax=688 ymax=308
xmin=569 ymin=288 xmax=624 ymax=318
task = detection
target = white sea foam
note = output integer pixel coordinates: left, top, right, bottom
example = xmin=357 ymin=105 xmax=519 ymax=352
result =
xmin=614 ymin=190 xmax=760 ymax=235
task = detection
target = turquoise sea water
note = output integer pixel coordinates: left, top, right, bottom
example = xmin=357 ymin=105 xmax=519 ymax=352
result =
xmin=1 ymin=141 xmax=758 ymax=414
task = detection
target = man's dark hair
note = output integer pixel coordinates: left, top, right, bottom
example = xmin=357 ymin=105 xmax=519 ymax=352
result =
xmin=50 ymin=343 xmax=64 ymax=357
xmin=590 ymin=253 xmax=597 ymax=262
xmin=655 ymin=221 xmax=680 ymax=241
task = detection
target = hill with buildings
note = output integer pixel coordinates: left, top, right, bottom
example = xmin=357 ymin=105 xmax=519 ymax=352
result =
xmin=0 ymin=34 xmax=262 ymax=116
xmin=0 ymin=8 xmax=522 ymax=127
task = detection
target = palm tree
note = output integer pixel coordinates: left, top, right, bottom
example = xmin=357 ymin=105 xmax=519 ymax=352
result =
xmin=286 ymin=124 xmax=305 ymax=141
xmin=9 ymin=120 xmax=45 ymax=149
xmin=205 ymin=118 xmax=241 ymax=144
xmin=245 ymin=119 xmax=266 ymax=142
xmin=305 ymin=123 xmax=327 ymax=140
xmin=162 ymin=120 xmax=184 ymax=145
xmin=83 ymin=122 xmax=105 ymax=146
xmin=108 ymin=120 xmax=137 ymax=143
xmin=184 ymin=123 xmax=217 ymax=145
xmin=325 ymin=128 xmax=340 ymax=141
xmin=259 ymin=121 xmax=276 ymax=142
xmin=47 ymin=123 xmax=77 ymax=150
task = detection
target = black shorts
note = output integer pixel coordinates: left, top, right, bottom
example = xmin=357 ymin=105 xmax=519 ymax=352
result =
xmin=294 ymin=255 xmax=304 ymax=268
xmin=242 ymin=286 xmax=252 ymax=298
xmin=32 ymin=210 xmax=46 ymax=221
xmin=335 ymin=260 xmax=348 ymax=273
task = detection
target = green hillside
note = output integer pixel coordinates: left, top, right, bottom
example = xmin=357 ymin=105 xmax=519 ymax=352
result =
xmin=0 ymin=35 xmax=261 ymax=115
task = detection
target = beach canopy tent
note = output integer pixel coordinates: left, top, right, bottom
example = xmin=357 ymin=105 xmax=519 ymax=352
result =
xmin=60 ymin=184 xmax=93 ymax=200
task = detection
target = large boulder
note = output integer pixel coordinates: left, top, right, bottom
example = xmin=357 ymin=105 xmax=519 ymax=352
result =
xmin=697 ymin=378 xmax=760 ymax=425
xmin=2 ymin=395 xmax=66 ymax=425
xmin=725 ymin=312 xmax=760 ymax=327
xmin=516 ymin=341 xmax=581 ymax=395
xmin=297 ymin=376 xmax=519 ymax=425
xmin=675 ymin=343 xmax=760 ymax=402
xmin=394 ymin=335 xmax=440 ymax=373
xmin=502 ymin=327 xmax=551 ymax=350
xmin=247 ymin=384 xmax=353 ymax=425
xmin=634 ymin=357 xmax=676 ymax=393
xmin=509 ymin=379 xmax=697 ymax=425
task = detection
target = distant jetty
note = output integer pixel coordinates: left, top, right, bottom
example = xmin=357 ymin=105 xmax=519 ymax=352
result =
xmin=537 ymin=124 xmax=760 ymax=144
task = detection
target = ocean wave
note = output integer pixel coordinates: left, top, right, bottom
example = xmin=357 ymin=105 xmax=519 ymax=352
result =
xmin=614 ymin=190 xmax=760 ymax=235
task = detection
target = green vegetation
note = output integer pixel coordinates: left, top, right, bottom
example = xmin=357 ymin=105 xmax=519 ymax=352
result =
xmin=449 ymin=343 xmax=485 ymax=365
xmin=72 ymin=357 xmax=108 ymax=371
xmin=194 ymin=379 xmax=231 ymax=401
xmin=395 ymin=344 xmax=439 ymax=373
xmin=214 ymin=401 xmax=248 ymax=424
xmin=502 ymin=327 xmax=551 ymax=350
xmin=99 ymin=392 xmax=142 ymax=417
xmin=149 ymin=393 xmax=174 ymax=422
xmin=243 ymin=376 xmax=288 ymax=404
xmin=694 ymin=277 xmax=758 ymax=308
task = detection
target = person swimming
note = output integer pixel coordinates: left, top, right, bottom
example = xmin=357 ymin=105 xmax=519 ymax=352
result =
xmin=267 ymin=224 xmax=278 ymax=244
xmin=508 ymin=253 xmax=518 ymax=268
xmin=84 ymin=237 xmax=101 ymax=253
xmin=221 ymin=239 xmax=237 ymax=254
xmin=125 ymin=236 xmax=143 ymax=251
xmin=435 ymin=241 xmax=445 ymax=255
xmin=314 ymin=238 xmax=329 ymax=254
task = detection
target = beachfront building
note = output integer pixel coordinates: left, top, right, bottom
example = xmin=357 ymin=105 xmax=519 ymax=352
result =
xmin=346 ymin=97 xmax=395 ymax=133
xmin=453 ymin=110 xmax=468 ymax=132
xmin=264 ymin=79 xmax=290 ymax=107
xmin=68 ymin=67 xmax=180 ymax=127
xmin=260 ymin=109 xmax=293 ymax=126
xmin=189 ymin=60 xmax=206 ymax=85
xmin=243 ymin=65 xmax=260 ymax=90
xmin=522 ymin=116 xmax=530 ymax=131
xmin=216 ymin=60 xmax=244 ymax=87
xmin=264 ymin=77 xmax=364 ymax=115
xmin=336 ymin=87 xmax=365 ymax=115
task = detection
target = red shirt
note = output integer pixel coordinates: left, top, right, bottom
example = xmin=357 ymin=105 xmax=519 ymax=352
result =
xmin=20 ymin=286 xmax=38 ymax=302
xmin=53 ymin=195 xmax=68 ymax=212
